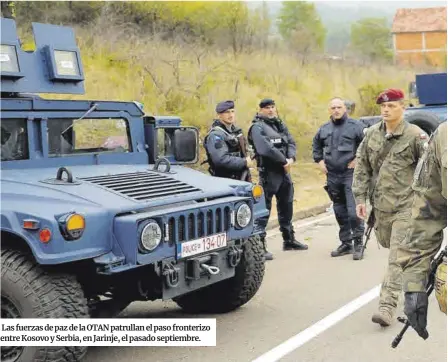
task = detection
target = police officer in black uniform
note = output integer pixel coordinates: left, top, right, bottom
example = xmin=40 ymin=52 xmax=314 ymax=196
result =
xmin=204 ymin=100 xmax=254 ymax=182
xmin=312 ymin=97 xmax=365 ymax=259
xmin=248 ymin=98 xmax=308 ymax=260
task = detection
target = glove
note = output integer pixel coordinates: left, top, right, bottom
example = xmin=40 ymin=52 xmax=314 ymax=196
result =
xmin=404 ymin=292 xmax=429 ymax=340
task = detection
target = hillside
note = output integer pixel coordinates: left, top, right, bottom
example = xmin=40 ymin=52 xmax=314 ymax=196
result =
xmin=9 ymin=1 xmax=444 ymax=213
xmin=30 ymin=24 xmax=435 ymax=212
xmin=40 ymin=26 xmax=425 ymax=153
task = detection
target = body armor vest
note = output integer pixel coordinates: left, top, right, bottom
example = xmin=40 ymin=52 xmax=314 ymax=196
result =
xmin=204 ymin=125 xmax=243 ymax=179
xmin=248 ymin=118 xmax=289 ymax=172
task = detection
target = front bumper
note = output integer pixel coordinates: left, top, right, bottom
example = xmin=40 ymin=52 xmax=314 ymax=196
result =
xmin=159 ymin=242 xmax=242 ymax=300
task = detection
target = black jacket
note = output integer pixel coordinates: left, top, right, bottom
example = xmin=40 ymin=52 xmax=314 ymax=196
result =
xmin=312 ymin=114 xmax=364 ymax=174
xmin=248 ymin=114 xmax=296 ymax=172
xmin=204 ymin=120 xmax=247 ymax=178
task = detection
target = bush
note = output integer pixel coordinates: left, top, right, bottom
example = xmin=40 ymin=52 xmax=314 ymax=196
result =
xmin=357 ymin=82 xmax=388 ymax=116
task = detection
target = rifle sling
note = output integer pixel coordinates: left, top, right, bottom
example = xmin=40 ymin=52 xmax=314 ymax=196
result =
xmin=369 ymin=136 xmax=398 ymax=204
xmin=362 ymin=136 xmax=397 ymax=249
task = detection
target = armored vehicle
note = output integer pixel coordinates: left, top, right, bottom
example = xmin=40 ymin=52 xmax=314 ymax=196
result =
xmin=0 ymin=19 xmax=268 ymax=361
xmin=359 ymin=72 xmax=447 ymax=134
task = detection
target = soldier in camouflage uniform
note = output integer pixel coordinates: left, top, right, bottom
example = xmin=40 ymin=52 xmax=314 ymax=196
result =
xmin=397 ymin=121 xmax=447 ymax=339
xmin=352 ymin=89 xmax=428 ymax=327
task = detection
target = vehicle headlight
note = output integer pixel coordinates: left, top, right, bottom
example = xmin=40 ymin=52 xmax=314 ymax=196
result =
xmin=58 ymin=213 xmax=85 ymax=241
xmin=252 ymin=184 xmax=263 ymax=201
xmin=140 ymin=220 xmax=162 ymax=252
xmin=236 ymin=203 xmax=252 ymax=228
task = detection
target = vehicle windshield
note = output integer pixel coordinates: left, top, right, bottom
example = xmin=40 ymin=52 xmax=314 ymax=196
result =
xmin=1 ymin=119 xmax=29 ymax=161
xmin=48 ymin=118 xmax=131 ymax=156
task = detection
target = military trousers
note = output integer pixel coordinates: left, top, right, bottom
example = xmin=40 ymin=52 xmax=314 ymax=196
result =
xmin=373 ymin=209 xmax=412 ymax=312
xmin=397 ymin=194 xmax=446 ymax=293
xmin=327 ymin=171 xmax=365 ymax=244
xmin=258 ymin=170 xmax=294 ymax=240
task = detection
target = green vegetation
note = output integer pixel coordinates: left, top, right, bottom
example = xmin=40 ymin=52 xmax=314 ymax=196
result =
xmin=59 ymin=29 xmax=420 ymax=156
xmin=277 ymin=1 xmax=326 ymax=63
xmin=350 ymin=18 xmax=394 ymax=62
xmin=3 ymin=1 xmax=444 ymax=211
xmin=74 ymin=119 xmax=128 ymax=150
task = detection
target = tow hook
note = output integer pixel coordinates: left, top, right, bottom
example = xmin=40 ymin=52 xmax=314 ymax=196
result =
xmin=201 ymin=264 xmax=220 ymax=275
xmin=162 ymin=262 xmax=180 ymax=288
xmin=186 ymin=253 xmax=220 ymax=280
xmin=227 ymin=245 xmax=242 ymax=267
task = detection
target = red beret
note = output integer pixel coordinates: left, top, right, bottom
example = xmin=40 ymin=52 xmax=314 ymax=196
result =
xmin=376 ymin=88 xmax=404 ymax=104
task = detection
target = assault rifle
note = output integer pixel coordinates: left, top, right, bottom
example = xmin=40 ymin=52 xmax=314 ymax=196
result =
xmin=360 ymin=210 xmax=375 ymax=258
xmin=391 ymin=246 xmax=447 ymax=348
xmin=238 ymin=134 xmax=253 ymax=182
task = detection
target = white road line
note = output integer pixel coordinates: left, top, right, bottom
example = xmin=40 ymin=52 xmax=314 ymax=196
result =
xmin=251 ymin=284 xmax=381 ymax=362
xmin=267 ymin=214 xmax=334 ymax=238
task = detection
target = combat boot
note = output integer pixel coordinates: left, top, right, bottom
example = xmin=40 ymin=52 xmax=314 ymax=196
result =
xmin=282 ymin=230 xmax=308 ymax=251
xmin=353 ymin=237 xmax=364 ymax=260
xmin=261 ymin=237 xmax=273 ymax=261
xmin=330 ymin=242 xmax=353 ymax=257
xmin=371 ymin=308 xmax=393 ymax=327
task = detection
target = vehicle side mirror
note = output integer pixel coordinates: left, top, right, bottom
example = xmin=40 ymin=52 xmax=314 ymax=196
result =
xmin=173 ymin=128 xmax=198 ymax=163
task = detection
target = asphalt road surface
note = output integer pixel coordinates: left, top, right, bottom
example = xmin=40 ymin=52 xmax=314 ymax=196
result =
xmin=84 ymin=213 xmax=447 ymax=362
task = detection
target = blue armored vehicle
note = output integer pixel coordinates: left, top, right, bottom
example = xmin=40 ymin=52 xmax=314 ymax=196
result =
xmin=359 ymin=72 xmax=447 ymax=134
xmin=0 ymin=19 xmax=268 ymax=361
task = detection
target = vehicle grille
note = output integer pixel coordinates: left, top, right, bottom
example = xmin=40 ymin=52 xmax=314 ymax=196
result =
xmin=166 ymin=206 xmax=232 ymax=243
xmin=80 ymin=171 xmax=201 ymax=201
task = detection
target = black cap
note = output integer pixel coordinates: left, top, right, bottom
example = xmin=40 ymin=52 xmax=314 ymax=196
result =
xmin=216 ymin=100 xmax=234 ymax=113
xmin=259 ymin=98 xmax=275 ymax=108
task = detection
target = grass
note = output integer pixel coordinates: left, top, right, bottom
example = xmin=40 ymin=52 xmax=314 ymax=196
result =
xmin=19 ymin=25 xmax=445 ymax=211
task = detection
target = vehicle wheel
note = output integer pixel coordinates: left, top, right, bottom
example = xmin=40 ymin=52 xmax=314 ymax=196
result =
xmin=174 ymin=236 xmax=265 ymax=313
xmin=1 ymin=249 xmax=89 ymax=362
xmin=405 ymin=111 xmax=442 ymax=135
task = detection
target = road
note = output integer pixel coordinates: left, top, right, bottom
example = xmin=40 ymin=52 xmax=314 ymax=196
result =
xmin=84 ymin=213 xmax=447 ymax=362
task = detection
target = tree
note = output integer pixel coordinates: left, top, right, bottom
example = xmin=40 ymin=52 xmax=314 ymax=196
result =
xmin=216 ymin=2 xmax=250 ymax=57
xmin=1 ymin=2 xmax=15 ymax=19
xmin=350 ymin=18 xmax=393 ymax=63
xmin=277 ymin=1 xmax=326 ymax=56
xmin=247 ymin=1 xmax=271 ymax=51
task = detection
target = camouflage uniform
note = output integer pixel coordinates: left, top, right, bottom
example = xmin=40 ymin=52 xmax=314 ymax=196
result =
xmin=397 ymin=121 xmax=447 ymax=293
xmin=353 ymin=119 xmax=427 ymax=320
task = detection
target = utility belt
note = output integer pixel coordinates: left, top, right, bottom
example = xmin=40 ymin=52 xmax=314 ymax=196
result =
xmin=255 ymin=153 xmax=288 ymax=174
xmin=258 ymin=165 xmax=288 ymax=177
xmin=208 ymin=165 xmax=243 ymax=179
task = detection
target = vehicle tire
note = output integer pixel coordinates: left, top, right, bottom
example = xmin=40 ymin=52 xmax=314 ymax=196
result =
xmin=1 ymin=249 xmax=89 ymax=362
xmin=405 ymin=111 xmax=442 ymax=135
xmin=173 ymin=236 xmax=265 ymax=314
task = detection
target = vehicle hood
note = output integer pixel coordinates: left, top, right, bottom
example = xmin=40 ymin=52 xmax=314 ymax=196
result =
xmin=1 ymin=164 xmax=250 ymax=213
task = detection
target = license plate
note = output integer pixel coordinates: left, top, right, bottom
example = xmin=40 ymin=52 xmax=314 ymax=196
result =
xmin=178 ymin=233 xmax=227 ymax=259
